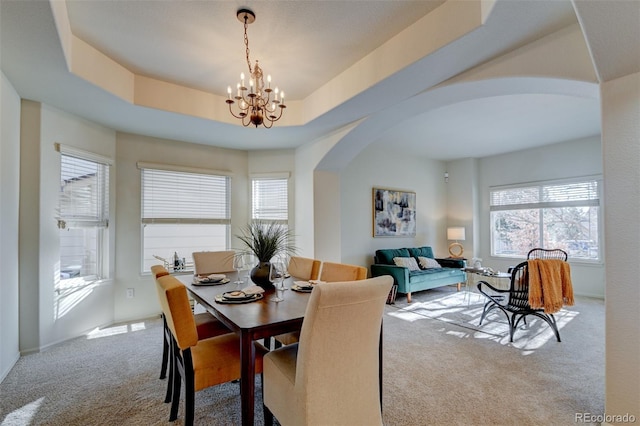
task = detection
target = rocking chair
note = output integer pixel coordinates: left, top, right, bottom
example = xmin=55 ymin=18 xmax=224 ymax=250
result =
xmin=477 ymin=248 xmax=568 ymax=342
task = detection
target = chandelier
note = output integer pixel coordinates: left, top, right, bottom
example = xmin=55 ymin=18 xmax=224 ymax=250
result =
xmin=226 ymin=9 xmax=286 ymax=128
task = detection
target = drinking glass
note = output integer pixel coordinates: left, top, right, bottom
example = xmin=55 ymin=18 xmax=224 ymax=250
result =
xmin=233 ymin=254 xmax=245 ymax=286
xmin=269 ymin=261 xmax=285 ymax=302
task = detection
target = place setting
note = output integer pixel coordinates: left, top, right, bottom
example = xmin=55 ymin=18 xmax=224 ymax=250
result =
xmin=192 ymin=273 xmax=231 ymax=286
xmin=291 ymin=279 xmax=325 ymax=293
xmin=214 ymin=285 xmax=265 ymax=304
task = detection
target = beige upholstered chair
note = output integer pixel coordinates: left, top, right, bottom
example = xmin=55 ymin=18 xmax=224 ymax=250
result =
xmin=287 ymin=256 xmax=321 ymax=280
xmin=151 ymin=265 xmax=230 ymax=404
xmin=192 ymin=250 xmax=236 ymax=275
xmin=320 ymin=261 xmax=368 ymax=282
xmin=157 ymin=274 xmax=266 ymax=426
xmin=263 ymin=276 xmax=393 ymax=426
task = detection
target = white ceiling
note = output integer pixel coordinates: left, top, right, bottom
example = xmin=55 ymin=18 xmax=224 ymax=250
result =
xmin=2 ymin=0 xmax=630 ymax=162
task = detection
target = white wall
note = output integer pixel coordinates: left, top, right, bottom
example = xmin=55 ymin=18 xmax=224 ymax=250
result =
xmin=447 ymin=136 xmax=604 ymax=297
xmin=0 ymin=72 xmax=21 ymax=380
xmin=340 ymin=141 xmax=448 ymax=268
xmin=601 ymin=71 xmax=640 ymax=421
xmin=114 ymin=133 xmax=251 ymax=322
xmin=19 ymin=101 xmax=116 ymax=353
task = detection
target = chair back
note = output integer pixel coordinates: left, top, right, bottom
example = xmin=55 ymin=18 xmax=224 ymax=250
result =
xmin=287 ymin=256 xmax=321 ymax=281
xmin=151 ymin=264 xmax=170 ymax=279
xmin=505 ymin=261 xmax=532 ymax=311
xmin=295 ymin=276 xmax=393 ymax=425
xmin=192 ymin=250 xmax=236 ymax=275
xmin=156 ymin=275 xmax=198 ymax=350
xmin=527 ymin=248 xmax=568 ymax=261
xmin=319 ymin=261 xmax=367 ymax=282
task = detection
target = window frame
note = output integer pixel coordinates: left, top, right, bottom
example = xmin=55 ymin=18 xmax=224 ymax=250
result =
xmin=250 ymin=172 xmax=290 ymax=225
xmin=489 ymin=175 xmax=603 ymax=263
xmin=138 ymin=163 xmax=232 ymax=274
xmin=56 ymin=143 xmax=111 ymax=288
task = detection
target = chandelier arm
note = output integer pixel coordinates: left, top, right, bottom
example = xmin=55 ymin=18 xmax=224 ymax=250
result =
xmin=227 ymin=104 xmax=248 ymax=120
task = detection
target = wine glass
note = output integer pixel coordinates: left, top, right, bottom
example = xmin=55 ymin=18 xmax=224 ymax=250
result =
xmin=233 ymin=254 xmax=245 ymax=286
xmin=269 ymin=261 xmax=285 ymax=302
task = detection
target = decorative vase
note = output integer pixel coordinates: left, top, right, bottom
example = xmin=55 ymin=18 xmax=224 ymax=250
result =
xmin=250 ymin=261 xmax=273 ymax=289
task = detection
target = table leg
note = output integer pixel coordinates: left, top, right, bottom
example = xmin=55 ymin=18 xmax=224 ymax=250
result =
xmin=240 ymin=332 xmax=256 ymax=426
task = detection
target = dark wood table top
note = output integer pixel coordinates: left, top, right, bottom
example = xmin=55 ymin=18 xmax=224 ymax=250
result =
xmin=180 ymin=273 xmax=310 ymax=338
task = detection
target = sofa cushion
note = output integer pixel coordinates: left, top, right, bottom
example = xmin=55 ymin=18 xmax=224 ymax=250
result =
xmin=408 ymin=246 xmax=434 ymax=259
xmin=393 ymin=257 xmax=420 ymax=271
xmin=376 ymin=248 xmax=410 ymax=265
xmin=418 ymin=256 xmax=442 ymax=269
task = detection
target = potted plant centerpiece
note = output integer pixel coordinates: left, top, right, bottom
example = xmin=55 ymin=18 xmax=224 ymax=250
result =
xmin=236 ymin=221 xmax=297 ymax=289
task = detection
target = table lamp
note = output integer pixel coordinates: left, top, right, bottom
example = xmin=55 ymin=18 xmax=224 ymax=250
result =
xmin=447 ymin=227 xmax=466 ymax=258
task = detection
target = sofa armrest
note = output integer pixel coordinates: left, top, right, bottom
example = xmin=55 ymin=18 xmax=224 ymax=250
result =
xmin=436 ymin=258 xmax=466 ymax=269
xmin=370 ymin=264 xmax=408 ymax=287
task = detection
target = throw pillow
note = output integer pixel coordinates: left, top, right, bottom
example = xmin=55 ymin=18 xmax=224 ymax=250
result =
xmin=418 ymin=256 xmax=442 ymax=269
xmin=393 ymin=257 xmax=420 ymax=271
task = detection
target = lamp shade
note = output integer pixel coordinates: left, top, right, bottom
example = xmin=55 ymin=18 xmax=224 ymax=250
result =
xmin=447 ymin=227 xmax=466 ymax=241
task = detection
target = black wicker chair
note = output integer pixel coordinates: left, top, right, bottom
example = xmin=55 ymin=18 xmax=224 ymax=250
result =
xmin=477 ymin=248 xmax=568 ymax=342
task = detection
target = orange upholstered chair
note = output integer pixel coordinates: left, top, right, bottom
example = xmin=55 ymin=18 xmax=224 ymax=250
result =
xmin=320 ymin=261 xmax=368 ymax=282
xmin=263 ymin=276 xmax=393 ymax=426
xmin=151 ymin=265 xmax=230 ymax=404
xmin=287 ymin=256 xmax=321 ymax=280
xmin=157 ymin=274 xmax=266 ymax=425
xmin=275 ymin=260 xmax=367 ymax=347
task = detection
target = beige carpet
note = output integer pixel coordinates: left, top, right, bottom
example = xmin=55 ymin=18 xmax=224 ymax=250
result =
xmin=0 ymin=285 xmax=604 ymax=425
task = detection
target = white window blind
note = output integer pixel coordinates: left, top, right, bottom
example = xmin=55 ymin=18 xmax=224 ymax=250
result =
xmin=59 ymin=154 xmax=109 ymax=228
xmin=252 ymin=176 xmax=288 ymax=223
xmin=490 ymin=180 xmax=600 ymax=210
xmin=142 ymin=168 xmax=230 ymax=224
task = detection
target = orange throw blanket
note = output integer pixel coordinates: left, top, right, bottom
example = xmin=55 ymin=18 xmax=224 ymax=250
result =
xmin=527 ymin=259 xmax=574 ymax=314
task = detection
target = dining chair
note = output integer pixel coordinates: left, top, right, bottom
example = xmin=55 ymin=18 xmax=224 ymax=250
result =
xmin=275 ymin=260 xmax=369 ymax=347
xmin=151 ymin=265 xmax=231 ymax=404
xmin=192 ymin=250 xmax=236 ymax=275
xmin=271 ymin=256 xmax=322 ymax=347
xmin=320 ymin=261 xmax=368 ymax=282
xmin=156 ymin=274 xmax=267 ymax=426
xmin=287 ymin=256 xmax=321 ymax=281
xmin=263 ymin=276 xmax=393 ymax=426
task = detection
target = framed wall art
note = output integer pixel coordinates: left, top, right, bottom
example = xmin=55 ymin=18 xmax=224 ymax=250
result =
xmin=372 ymin=187 xmax=416 ymax=237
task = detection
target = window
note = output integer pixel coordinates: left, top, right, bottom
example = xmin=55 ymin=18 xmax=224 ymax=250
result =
xmin=140 ymin=165 xmax=231 ymax=273
xmin=57 ymin=147 xmax=110 ymax=285
xmin=490 ymin=177 xmax=601 ymax=261
xmin=251 ymin=174 xmax=289 ymax=224
xmin=251 ymin=174 xmax=290 ymax=262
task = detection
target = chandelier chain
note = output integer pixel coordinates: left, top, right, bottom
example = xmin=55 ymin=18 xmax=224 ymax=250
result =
xmin=244 ymin=16 xmax=252 ymax=74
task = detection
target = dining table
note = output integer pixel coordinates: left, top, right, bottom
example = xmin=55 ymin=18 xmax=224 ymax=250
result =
xmin=177 ymin=272 xmax=311 ymax=426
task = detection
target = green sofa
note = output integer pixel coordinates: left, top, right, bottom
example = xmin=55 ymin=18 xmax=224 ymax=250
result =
xmin=370 ymin=246 xmax=466 ymax=303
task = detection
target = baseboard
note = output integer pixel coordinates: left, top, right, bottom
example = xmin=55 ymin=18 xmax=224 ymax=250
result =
xmin=0 ymin=351 xmax=21 ymax=384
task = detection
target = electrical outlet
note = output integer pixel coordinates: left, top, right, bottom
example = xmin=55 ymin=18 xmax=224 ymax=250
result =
xmin=126 ymin=288 xmax=135 ymax=298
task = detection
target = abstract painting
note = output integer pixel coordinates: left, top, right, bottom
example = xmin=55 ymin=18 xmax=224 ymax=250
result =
xmin=373 ymin=187 xmax=416 ymax=237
